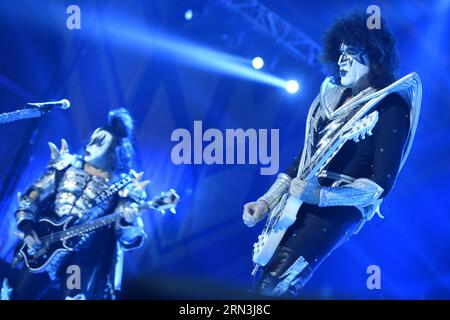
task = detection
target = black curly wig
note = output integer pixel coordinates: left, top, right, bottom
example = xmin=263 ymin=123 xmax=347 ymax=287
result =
xmin=101 ymin=108 xmax=135 ymax=175
xmin=321 ymin=10 xmax=399 ymax=89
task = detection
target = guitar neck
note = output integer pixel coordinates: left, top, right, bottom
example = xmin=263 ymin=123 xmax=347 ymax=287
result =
xmin=300 ymin=110 xmax=378 ymax=181
xmin=45 ymin=186 xmax=181 ymax=246
xmin=54 ymin=200 xmax=158 ymax=243
xmin=56 ymin=211 xmax=123 ymax=243
xmin=301 ymin=135 xmax=348 ymax=181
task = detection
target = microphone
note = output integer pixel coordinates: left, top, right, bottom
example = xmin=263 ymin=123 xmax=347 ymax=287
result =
xmin=27 ymin=99 xmax=71 ymax=112
xmin=0 ymin=99 xmax=71 ymax=124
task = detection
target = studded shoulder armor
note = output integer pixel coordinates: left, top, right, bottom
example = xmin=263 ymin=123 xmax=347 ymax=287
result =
xmin=47 ymin=138 xmax=81 ymax=171
xmin=16 ymin=139 xmax=79 ymax=229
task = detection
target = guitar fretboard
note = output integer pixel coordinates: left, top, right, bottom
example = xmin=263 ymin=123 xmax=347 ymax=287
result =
xmin=46 ymin=200 xmax=156 ymax=244
xmin=40 ymin=189 xmax=179 ymax=246
xmin=57 ymin=212 xmax=122 ymax=242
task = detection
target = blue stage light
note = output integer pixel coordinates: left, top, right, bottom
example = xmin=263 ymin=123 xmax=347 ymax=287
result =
xmin=103 ymin=25 xmax=288 ymax=90
xmin=184 ymin=9 xmax=193 ymax=21
xmin=252 ymin=57 xmax=264 ymax=70
xmin=285 ymin=80 xmax=299 ymax=93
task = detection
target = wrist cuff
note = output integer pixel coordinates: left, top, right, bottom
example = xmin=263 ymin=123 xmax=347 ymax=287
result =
xmin=258 ymin=173 xmax=292 ymax=211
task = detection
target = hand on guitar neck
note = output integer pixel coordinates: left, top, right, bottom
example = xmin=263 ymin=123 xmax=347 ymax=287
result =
xmin=289 ymin=177 xmax=321 ymax=206
xmin=120 ymin=202 xmax=141 ymax=225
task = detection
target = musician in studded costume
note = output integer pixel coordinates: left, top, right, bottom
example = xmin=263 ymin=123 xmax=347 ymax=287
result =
xmin=13 ymin=108 xmax=148 ymax=299
xmin=243 ymin=11 xmax=422 ymax=297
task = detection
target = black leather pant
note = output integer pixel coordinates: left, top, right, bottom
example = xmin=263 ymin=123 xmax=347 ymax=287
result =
xmin=255 ymin=203 xmax=361 ymax=297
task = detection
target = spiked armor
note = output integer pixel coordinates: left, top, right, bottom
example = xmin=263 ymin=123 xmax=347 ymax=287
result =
xmin=15 ymin=140 xmax=146 ymax=290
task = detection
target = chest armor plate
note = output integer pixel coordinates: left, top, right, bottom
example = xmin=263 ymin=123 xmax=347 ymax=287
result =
xmin=55 ymin=166 xmax=114 ymax=217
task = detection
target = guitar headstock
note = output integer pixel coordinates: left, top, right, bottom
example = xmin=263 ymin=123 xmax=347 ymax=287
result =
xmin=342 ymin=111 xmax=379 ymax=143
xmin=145 ymin=189 xmax=180 ymax=215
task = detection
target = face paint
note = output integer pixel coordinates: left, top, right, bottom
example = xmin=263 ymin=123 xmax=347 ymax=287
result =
xmin=337 ymin=43 xmax=370 ymax=88
xmin=84 ymin=129 xmax=113 ymax=169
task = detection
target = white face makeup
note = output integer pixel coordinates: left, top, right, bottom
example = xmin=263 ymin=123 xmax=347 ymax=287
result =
xmin=337 ymin=43 xmax=370 ymax=88
xmin=84 ymin=129 xmax=113 ymax=169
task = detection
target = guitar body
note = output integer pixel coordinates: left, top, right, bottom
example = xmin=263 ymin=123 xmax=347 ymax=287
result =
xmin=251 ymin=111 xmax=379 ymax=269
xmin=252 ymin=194 xmax=303 ymax=266
xmin=17 ymin=215 xmax=76 ymax=273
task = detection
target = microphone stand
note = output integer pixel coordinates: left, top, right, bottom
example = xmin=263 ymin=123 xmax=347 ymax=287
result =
xmin=0 ymin=106 xmax=43 ymax=124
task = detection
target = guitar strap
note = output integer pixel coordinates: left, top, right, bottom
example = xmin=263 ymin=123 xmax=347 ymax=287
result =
xmin=91 ymin=172 xmax=134 ymax=208
xmin=76 ymin=172 xmax=134 ymax=224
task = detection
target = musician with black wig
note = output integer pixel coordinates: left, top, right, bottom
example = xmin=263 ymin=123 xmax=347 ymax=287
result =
xmin=243 ymin=11 xmax=422 ymax=297
xmin=12 ymin=108 xmax=148 ymax=299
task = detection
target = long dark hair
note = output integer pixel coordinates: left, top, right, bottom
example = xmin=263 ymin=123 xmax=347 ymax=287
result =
xmin=101 ymin=108 xmax=135 ymax=175
xmin=321 ymin=10 xmax=399 ymax=89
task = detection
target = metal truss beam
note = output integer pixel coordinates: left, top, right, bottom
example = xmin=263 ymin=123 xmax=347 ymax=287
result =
xmin=217 ymin=0 xmax=323 ymax=71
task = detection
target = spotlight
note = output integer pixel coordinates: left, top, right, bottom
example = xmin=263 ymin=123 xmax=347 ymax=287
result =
xmin=185 ymin=9 xmax=193 ymax=20
xmin=285 ymin=80 xmax=299 ymax=94
xmin=252 ymin=57 xmax=264 ymax=70
xmin=104 ymin=24 xmax=289 ymax=90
